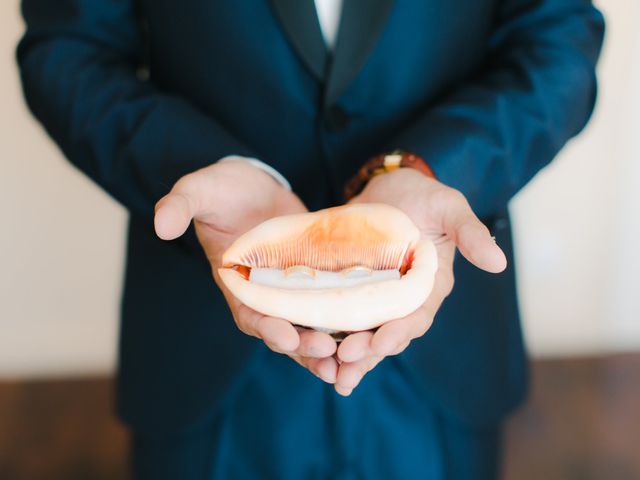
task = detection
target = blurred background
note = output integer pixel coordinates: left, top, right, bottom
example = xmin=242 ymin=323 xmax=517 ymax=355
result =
xmin=1 ymin=0 xmax=639 ymax=479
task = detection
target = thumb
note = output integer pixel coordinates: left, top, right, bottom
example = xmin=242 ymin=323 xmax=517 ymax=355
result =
xmin=154 ymin=192 xmax=196 ymax=240
xmin=443 ymin=194 xmax=507 ymax=273
xmin=454 ymin=221 xmax=507 ymax=273
xmin=154 ymin=175 xmax=202 ymax=240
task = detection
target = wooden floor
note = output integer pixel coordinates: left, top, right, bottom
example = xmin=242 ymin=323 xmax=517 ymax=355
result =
xmin=502 ymin=354 xmax=640 ymax=480
xmin=1 ymin=354 xmax=639 ymax=480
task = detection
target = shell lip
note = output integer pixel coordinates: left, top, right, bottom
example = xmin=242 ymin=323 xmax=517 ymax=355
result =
xmin=220 ymin=243 xmax=417 ymax=288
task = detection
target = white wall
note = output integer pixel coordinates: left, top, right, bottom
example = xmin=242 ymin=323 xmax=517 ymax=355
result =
xmin=1 ymin=0 xmax=638 ymax=378
xmin=511 ymin=0 xmax=640 ymax=356
xmin=0 ymin=2 xmax=127 ymax=377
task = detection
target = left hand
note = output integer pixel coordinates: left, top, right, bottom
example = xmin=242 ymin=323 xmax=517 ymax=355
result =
xmin=333 ymin=168 xmax=507 ymax=396
xmin=154 ymin=159 xmax=340 ymax=385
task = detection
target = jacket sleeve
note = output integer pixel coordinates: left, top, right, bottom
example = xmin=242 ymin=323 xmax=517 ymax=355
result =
xmin=17 ymin=0 xmax=256 ymax=223
xmin=391 ymin=0 xmax=605 ymax=219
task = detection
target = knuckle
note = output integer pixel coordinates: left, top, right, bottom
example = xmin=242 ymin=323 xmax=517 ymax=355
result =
xmin=235 ymin=315 xmax=258 ymax=338
xmin=385 ymin=349 xmax=400 ymax=358
xmin=391 ymin=341 xmax=411 ymax=356
xmin=447 ymin=188 xmax=466 ymax=203
xmin=174 ymin=172 xmax=197 ymax=192
xmin=352 ymin=374 xmax=366 ymax=388
xmin=430 ymin=187 xmax=452 ymax=208
xmin=417 ymin=322 xmax=430 ymax=337
xmin=412 ymin=317 xmax=432 ymax=339
xmin=442 ymin=187 xmax=464 ymax=203
xmin=236 ymin=323 xmax=250 ymax=336
xmin=445 ymin=282 xmax=454 ymax=297
xmin=367 ymin=356 xmax=383 ymax=372
xmin=431 ymin=187 xmax=467 ymax=213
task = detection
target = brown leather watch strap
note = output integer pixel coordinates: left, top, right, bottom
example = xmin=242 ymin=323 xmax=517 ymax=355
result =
xmin=344 ymin=150 xmax=435 ymax=200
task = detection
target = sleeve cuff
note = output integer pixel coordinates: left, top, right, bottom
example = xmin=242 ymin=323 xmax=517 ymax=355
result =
xmin=218 ymin=155 xmax=292 ymax=191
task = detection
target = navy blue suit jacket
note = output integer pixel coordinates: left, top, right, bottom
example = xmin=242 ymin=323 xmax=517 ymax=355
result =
xmin=18 ymin=0 xmax=603 ymax=433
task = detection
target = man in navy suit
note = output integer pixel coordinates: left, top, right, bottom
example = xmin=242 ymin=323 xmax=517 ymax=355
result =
xmin=18 ymin=0 xmax=604 ymax=478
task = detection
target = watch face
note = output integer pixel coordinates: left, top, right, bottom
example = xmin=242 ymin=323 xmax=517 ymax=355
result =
xmin=383 ymin=154 xmax=403 ymax=169
xmin=344 ymin=151 xmax=434 ymax=200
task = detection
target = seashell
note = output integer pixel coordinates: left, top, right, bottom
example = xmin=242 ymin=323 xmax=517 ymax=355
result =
xmin=218 ymin=203 xmax=438 ymax=333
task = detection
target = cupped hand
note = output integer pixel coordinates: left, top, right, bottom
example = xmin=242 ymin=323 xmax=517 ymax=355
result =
xmin=154 ymin=158 xmax=340 ymax=383
xmin=333 ymin=168 xmax=507 ymax=396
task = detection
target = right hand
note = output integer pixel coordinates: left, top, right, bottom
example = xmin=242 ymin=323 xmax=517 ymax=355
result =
xmin=332 ymin=168 xmax=507 ymax=395
xmin=153 ymin=158 xmax=340 ymax=383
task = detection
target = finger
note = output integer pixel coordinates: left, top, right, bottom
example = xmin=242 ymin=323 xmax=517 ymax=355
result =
xmin=334 ymin=385 xmax=353 ymax=397
xmin=370 ymin=305 xmax=433 ymax=357
xmin=308 ymin=356 xmax=339 ymax=383
xmin=295 ymin=328 xmax=338 ymax=358
xmin=389 ymin=340 xmax=411 ymax=356
xmin=228 ymin=294 xmax=301 ymax=353
xmin=370 ymin=248 xmax=456 ymax=357
xmin=336 ymin=356 xmax=382 ymax=390
xmin=442 ymin=191 xmax=507 ymax=273
xmin=335 ymin=356 xmax=383 ymax=394
xmin=154 ymin=191 xmax=197 ymax=240
xmin=263 ymin=342 xmax=285 ymax=355
xmin=154 ymin=171 xmax=206 ymax=241
xmin=218 ymin=269 xmax=303 ymax=354
xmin=290 ymin=354 xmax=338 ymax=384
xmin=430 ymin=246 xmax=457 ymax=300
xmin=234 ymin=303 xmax=299 ymax=352
xmin=337 ymin=331 xmax=374 ymax=363
xmin=455 ymin=222 xmax=507 ymax=273
xmin=254 ymin=316 xmax=300 ymax=352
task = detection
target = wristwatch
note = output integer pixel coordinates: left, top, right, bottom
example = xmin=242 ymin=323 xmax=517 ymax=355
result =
xmin=343 ymin=150 xmax=435 ymax=200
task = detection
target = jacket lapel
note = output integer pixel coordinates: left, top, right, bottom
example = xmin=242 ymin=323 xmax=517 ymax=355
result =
xmin=269 ymin=0 xmax=328 ymax=80
xmin=269 ymin=0 xmax=395 ymax=104
xmin=325 ymin=0 xmax=394 ymax=106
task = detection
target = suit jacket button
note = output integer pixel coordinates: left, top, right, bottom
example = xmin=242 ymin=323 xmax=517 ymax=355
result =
xmin=324 ymin=105 xmax=350 ymax=131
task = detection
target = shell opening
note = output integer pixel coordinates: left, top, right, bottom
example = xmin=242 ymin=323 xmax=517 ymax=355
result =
xmin=224 ymin=247 xmax=416 ymax=290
